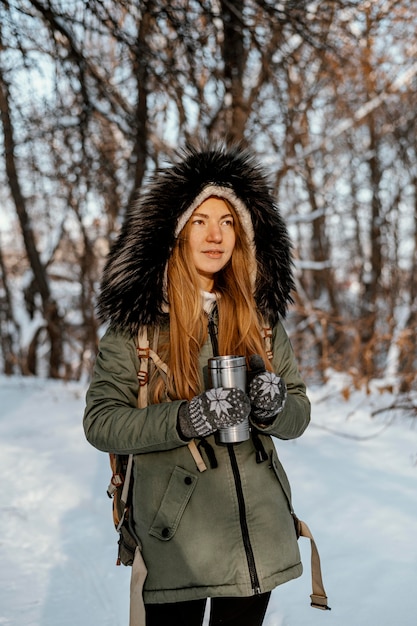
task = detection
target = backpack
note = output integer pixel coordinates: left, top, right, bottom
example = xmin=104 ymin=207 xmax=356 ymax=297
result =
xmin=106 ymin=325 xmax=331 ymax=611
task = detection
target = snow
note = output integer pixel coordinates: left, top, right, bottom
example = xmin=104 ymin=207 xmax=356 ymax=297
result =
xmin=1 ymin=373 xmax=416 ymax=626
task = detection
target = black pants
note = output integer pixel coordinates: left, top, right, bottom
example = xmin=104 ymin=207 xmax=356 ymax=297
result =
xmin=145 ymin=592 xmax=271 ymax=626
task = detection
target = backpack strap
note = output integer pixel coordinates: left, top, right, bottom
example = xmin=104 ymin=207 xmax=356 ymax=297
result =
xmin=261 ymin=322 xmax=273 ymax=361
xmin=137 ymin=326 xmax=152 ymax=409
xmin=136 ymin=326 xmax=207 ymax=474
xmin=294 ymin=516 xmax=331 ymax=610
xmin=129 ymin=546 xmax=148 ymax=626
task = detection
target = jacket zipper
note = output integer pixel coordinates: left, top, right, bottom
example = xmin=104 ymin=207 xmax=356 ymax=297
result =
xmin=207 ymin=308 xmax=219 ymax=357
xmin=207 ymin=312 xmax=260 ymax=592
xmin=228 ymin=443 xmax=261 ymax=595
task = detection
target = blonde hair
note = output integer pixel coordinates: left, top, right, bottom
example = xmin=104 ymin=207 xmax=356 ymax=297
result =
xmin=150 ymin=198 xmax=273 ymax=402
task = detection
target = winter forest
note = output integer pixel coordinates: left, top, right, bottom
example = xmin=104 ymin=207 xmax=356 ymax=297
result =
xmin=1 ymin=0 xmax=417 ymax=402
xmin=1 ymin=4 xmax=417 ymax=626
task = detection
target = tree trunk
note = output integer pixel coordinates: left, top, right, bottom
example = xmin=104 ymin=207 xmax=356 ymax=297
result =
xmin=0 ymin=241 xmax=21 ymax=374
xmin=128 ymin=3 xmax=152 ymax=206
xmin=220 ymin=0 xmax=247 ymax=143
xmin=398 ymin=176 xmax=417 ymax=391
xmin=0 ymin=63 xmax=63 ymax=377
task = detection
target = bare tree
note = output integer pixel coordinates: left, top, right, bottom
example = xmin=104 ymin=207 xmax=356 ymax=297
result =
xmin=0 ymin=0 xmax=416 ymax=391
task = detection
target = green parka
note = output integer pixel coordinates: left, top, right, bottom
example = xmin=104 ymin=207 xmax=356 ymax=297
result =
xmin=83 ymin=144 xmax=311 ymax=604
xmin=84 ymin=319 xmax=310 ymax=603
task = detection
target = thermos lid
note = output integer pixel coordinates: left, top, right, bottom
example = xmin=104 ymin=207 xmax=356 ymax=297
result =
xmin=208 ymin=355 xmax=246 ymax=370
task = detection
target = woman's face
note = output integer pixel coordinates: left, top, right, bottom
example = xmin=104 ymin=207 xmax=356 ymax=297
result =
xmin=187 ymin=196 xmax=236 ymax=291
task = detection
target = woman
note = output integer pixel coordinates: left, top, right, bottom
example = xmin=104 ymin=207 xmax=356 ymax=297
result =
xmin=83 ymin=144 xmax=311 ymax=626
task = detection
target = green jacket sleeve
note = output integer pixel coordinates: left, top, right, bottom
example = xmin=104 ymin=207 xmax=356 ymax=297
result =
xmin=253 ymin=320 xmax=311 ymax=440
xmin=83 ymin=327 xmax=187 ymax=454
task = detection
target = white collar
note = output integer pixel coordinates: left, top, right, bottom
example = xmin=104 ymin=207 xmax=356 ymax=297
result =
xmin=201 ymin=290 xmax=217 ymax=314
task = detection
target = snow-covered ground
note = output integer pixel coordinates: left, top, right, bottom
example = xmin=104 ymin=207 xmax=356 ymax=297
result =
xmin=1 ymin=373 xmax=416 ymax=626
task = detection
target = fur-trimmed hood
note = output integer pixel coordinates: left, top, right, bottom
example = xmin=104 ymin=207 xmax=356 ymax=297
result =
xmin=97 ymin=144 xmax=295 ymax=332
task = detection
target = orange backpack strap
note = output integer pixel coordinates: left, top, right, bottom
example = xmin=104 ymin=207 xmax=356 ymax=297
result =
xmin=261 ymin=323 xmax=273 ymax=361
xmin=137 ymin=326 xmax=151 ymax=410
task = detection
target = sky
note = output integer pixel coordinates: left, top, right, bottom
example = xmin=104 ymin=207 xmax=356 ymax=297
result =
xmin=0 ymin=371 xmax=416 ymax=626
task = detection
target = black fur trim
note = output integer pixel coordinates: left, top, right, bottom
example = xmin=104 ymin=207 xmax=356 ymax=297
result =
xmin=97 ymin=143 xmax=295 ymax=332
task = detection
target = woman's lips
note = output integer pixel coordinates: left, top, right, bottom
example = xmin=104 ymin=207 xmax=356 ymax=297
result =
xmin=203 ymin=250 xmax=223 ymax=258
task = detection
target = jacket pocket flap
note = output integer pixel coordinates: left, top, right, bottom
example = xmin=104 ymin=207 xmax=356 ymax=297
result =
xmin=149 ymin=466 xmax=198 ymax=541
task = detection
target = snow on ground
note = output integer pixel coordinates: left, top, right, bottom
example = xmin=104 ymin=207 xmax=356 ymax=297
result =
xmin=0 ymin=373 xmax=416 ymax=626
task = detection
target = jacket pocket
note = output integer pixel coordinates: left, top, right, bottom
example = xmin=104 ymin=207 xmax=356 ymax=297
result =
xmin=269 ymin=449 xmax=294 ymax=513
xmin=149 ymin=466 xmax=198 ymax=541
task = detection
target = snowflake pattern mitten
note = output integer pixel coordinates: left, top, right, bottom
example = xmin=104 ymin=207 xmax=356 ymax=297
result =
xmin=178 ymin=387 xmax=251 ymax=439
xmin=248 ymin=356 xmax=287 ymax=424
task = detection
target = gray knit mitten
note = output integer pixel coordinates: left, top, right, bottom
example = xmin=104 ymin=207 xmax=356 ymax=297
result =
xmin=178 ymin=387 xmax=251 ymax=439
xmin=248 ymin=355 xmax=287 ymax=425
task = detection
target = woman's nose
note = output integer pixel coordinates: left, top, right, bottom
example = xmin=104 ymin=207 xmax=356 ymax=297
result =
xmin=207 ymin=223 xmax=222 ymax=242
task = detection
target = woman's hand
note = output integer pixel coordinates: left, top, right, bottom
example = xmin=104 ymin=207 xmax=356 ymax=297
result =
xmin=248 ymin=355 xmax=287 ymax=425
xmin=178 ymin=387 xmax=251 ymax=439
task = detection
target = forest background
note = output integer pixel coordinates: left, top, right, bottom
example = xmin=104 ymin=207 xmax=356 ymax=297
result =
xmin=1 ymin=0 xmax=416 ymax=402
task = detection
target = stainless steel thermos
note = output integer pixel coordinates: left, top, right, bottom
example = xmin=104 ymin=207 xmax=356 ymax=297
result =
xmin=208 ymin=355 xmax=249 ymax=443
